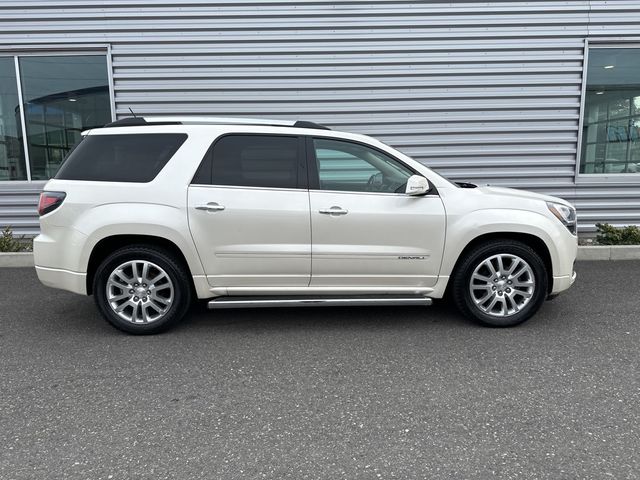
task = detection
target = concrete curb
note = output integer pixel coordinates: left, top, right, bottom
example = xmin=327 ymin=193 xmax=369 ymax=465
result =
xmin=0 ymin=252 xmax=34 ymax=267
xmin=577 ymin=246 xmax=611 ymax=261
xmin=577 ymin=245 xmax=640 ymax=261
xmin=1 ymin=246 xmax=640 ymax=267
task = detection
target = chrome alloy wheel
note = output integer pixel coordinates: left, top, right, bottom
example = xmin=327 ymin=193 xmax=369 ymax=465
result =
xmin=469 ymin=254 xmax=536 ymax=317
xmin=106 ymin=260 xmax=174 ymax=324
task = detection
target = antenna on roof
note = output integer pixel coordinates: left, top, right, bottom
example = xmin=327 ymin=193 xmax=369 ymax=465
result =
xmin=128 ymin=107 xmax=137 ymax=118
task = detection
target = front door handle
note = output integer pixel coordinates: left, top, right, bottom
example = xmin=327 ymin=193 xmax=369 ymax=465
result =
xmin=195 ymin=202 xmax=225 ymax=212
xmin=319 ymin=206 xmax=348 ymax=216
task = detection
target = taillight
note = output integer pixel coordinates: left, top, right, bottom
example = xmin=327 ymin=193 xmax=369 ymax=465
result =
xmin=38 ymin=191 xmax=66 ymax=216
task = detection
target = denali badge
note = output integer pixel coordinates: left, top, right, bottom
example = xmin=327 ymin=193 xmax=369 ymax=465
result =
xmin=398 ymin=256 xmax=426 ymax=260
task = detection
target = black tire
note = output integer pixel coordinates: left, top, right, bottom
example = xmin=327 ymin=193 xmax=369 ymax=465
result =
xmin=452 ymin=240 xmax=548 ymax=327
xmin=93 ymin=245 xmax=193 ymax=334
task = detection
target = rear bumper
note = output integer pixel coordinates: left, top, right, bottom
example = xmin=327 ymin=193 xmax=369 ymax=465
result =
xmin=34 ymin=226 xmax=88 ymax=295
xmin=35 ymin=266 xmax=87 ymax=295
xmin=33 ymin=226 xmax=88 ymax=273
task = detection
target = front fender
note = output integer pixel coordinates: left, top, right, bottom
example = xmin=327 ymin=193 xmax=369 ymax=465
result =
xmin=439 ymin=208 xmax=575 ymax=279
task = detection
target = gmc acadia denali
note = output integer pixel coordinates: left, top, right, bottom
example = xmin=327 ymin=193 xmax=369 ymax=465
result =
xmin=34 ymin=117 xmax=577 ymax=334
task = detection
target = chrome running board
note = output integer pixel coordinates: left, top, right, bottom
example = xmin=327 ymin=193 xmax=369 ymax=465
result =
xmin=208 ymin=296 xmax=432 ymax=309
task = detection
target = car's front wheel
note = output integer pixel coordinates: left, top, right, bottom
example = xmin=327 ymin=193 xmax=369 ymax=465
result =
xmin=452 ymin=240 xmax=548 ymax=327
xmin=93 ymin=245 xmax=192 ymax=334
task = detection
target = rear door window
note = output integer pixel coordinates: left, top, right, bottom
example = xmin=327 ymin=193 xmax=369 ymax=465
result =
xmin=55 ymin=133 xmax=187 ymax=182
xmin=193 ymin=134 xmax=303 ymax=189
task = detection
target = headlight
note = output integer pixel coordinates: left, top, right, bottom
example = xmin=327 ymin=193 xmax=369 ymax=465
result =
xmin=547 ymin=202 xmax=577 ymax=235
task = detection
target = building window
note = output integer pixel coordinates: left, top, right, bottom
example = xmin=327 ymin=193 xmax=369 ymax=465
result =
xmin=580 ymin=48 xmax=640 ymax=174
xmin=0 ymin=58 xmax=27 ymax=181
xmin=0 ymin=53 xmax=112 ymax=181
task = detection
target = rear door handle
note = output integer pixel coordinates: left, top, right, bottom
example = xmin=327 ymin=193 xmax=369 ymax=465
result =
xmin=195 ymin=202 xmax=225 ymax=212
xmin=319 ymin=206 xmax=348 ymax=216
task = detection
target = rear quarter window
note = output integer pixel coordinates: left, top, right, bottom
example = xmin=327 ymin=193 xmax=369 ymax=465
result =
xmin=55 ymin=133 xmax=187 ymax=182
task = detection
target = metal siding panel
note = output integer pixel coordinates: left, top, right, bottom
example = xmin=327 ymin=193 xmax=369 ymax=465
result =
xmin=0 ymin=184 xmax=44 ymax=236
xmin=1 ymin=1 xmax=640 ymax=234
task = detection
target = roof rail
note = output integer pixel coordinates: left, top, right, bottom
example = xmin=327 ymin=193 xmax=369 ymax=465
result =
xmin=103 ymin=116 xmax=331 ymax=130
xmin=103 ymin=117 xmax=181 ymax=128
xmin=104 ymin=117 xmax=148 ymax=128
xmin=293 ymin=120 xmax=331 ymax=130
xmin=147 ymin=116 xmax=294 ymax=127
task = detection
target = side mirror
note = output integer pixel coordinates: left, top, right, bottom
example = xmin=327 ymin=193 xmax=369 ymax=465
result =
xmin=405 ymin=175 xmax=430 ymax=196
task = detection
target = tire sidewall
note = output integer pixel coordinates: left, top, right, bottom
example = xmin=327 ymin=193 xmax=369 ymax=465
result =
xmin=455 ymin=241 xmax=548 ymax=327
xmin=93 ymin=246 xmax=191 ymax=334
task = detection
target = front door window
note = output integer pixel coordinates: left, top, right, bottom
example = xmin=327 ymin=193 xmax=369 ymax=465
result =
xmin=313 ymin=138 xmax=413 ymax=193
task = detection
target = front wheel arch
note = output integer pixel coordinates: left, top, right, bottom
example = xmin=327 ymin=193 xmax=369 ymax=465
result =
xmin=451 ymin=239 xmax=549 ymax=327
xmin=445 ymin=232 xmax=553 ymax=298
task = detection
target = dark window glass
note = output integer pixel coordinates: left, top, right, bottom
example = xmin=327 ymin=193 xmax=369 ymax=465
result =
xmin=208 ymin=134 xmax=300 ymax=189
xmin=55 ymin=133 xmax=187 ymax=182
xmin=313 ymin=138 xmax=412 ymax=193
xmin=191 ymin=152 xmax=212 ymax=185
xmin=0 ymin=58 xmax=27 ymax=180
xmin=19 ymin=55 xmax=112 ymax=180
xmin=580 ymin=48 xmax=640 ymax=174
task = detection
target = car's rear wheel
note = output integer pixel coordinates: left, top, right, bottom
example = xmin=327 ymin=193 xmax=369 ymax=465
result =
xmin=452 ymin=240 xmax=548 ymax=327
xmin=93 ymin=245 xmax=192 ymax=334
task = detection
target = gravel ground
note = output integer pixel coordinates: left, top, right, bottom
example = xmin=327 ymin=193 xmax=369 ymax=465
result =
xmin=1 ymin=262 xmax=639 ymax=479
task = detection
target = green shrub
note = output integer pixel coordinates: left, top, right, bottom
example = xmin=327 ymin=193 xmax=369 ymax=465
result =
xmin=0 ymin=226 xmax=31 ymax=252
xmin=595 ymin=223 xmax=640 ymax=245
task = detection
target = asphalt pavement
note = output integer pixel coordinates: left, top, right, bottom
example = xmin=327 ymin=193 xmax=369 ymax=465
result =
xmin=1 ymin=262 xmax=639 ymax=479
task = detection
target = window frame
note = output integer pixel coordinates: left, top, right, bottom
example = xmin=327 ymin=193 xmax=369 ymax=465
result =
xmin=576 ymin=40 xmax=640 ymax=184
xmin=305 ymin=135 xmax=432 ymax=196
xmin=190 ymin=132 xmax=308 ymax=191
xmin=0 ymin=46 xmax=115 ymax=183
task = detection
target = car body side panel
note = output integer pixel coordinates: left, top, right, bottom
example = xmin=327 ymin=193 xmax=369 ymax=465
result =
xmin=36 ymin=201 xmax=205 ymax=273
xmin=187 ymin=185 xmax=312 ymax=287
xmin=308 ymin=190 xmax=446 ymax=287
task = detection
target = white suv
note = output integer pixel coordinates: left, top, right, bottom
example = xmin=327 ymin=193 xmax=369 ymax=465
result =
xmin=34 ymin=117 xmax=578 ymax=334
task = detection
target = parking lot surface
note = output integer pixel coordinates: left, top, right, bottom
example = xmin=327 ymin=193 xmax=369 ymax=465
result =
xmin=1 ymin=262 xmax=639 ymax=479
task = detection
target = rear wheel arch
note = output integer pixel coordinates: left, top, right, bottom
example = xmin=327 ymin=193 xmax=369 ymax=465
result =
xmin=86 ymin=234 xmax=195 ymax=296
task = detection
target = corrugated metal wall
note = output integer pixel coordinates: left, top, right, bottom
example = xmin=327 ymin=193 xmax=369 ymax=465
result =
xmin=1 ymin=0 xmax=640 ymax=235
